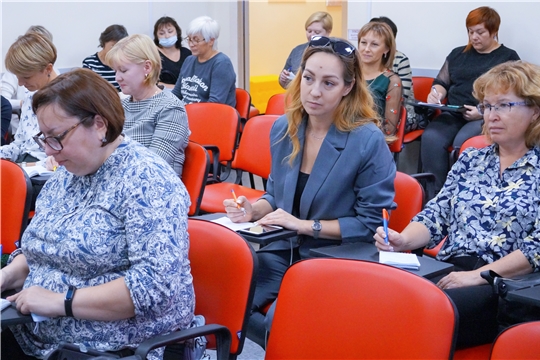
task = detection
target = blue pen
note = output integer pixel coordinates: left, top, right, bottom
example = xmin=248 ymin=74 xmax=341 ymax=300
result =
xmin=382 ymin=209 xmax=390 ymax=245
xmin=432 ymin=86 xmax=442 ymax=105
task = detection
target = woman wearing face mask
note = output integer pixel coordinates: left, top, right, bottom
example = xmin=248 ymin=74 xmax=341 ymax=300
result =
xmin=421 ymin=6 xmax=520 ymax=197
xmin=82 ymin=24 xmax=129 ymax=92
xmin=153 ymin=16 xmax=192 ymax=89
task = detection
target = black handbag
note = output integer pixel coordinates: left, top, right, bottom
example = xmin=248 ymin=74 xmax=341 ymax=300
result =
xmin=481 ymin=270 xmax=540 ymax=328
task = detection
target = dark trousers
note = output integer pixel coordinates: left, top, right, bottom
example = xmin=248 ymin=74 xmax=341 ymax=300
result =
xmin=421 ymin=112 xmax=482 ymax=194
xmin=247 ymin=247 xmax=301 ymax=348
xmin=1 ymin=328 xmax=39 ymax=359
xmin=432 ymin=255 xmax=499 ymax=349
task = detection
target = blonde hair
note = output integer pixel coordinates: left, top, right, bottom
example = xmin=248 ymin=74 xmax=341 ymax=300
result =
xmin=305 ymin=11 xmax=333 ymax=33
xmin=473 ymin=60 xmax=540 ymax=148
xmin=5 ymin=33 xmax=57 ymax=76
xmin=105 ymin=34 xmax=161 ymax=86
xmin=357 ymin=22 xmax=396 ymax=70
xmin=284 ymin=40 xmax=380 ymax=165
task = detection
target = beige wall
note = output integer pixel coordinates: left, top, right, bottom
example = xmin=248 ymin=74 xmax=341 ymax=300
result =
xmin=249 ymin=1 xmax=343 ymax=77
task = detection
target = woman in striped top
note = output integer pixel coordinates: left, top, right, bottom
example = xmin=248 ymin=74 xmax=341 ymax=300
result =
xmin=82 ymin=24 xmax=128 ymax=92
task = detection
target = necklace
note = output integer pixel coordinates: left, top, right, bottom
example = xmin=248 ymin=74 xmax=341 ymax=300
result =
xmin=308 ymin=128 xmax=326 ymax=141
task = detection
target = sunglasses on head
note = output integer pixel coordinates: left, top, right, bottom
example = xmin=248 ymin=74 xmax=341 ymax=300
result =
xmin=308 ymin=36 xmax=355 ymax=58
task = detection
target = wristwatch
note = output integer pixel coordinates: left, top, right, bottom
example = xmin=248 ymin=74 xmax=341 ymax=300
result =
xmin=312 ymin=220 xmax=322 ymax=239
xmin=64 ymin=286 xmax=77 ymax=317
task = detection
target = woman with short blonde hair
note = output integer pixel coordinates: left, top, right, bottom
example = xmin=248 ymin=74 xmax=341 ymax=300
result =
xmin=107 ymin=34 xmax=190 ymax=176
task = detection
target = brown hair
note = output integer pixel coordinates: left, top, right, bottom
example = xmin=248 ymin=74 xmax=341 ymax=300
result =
xmin=473 ymin=60 xmax=540 ymax=148
xmin=464 ymin=6 xmax=501 ymax=52
xmin=284 ymin=38 xmax=380 ymax=165
xmin=32 ymin=68 xmax=124 ymax=146
xmin=357 ymin=22 xmax=396 ymax=70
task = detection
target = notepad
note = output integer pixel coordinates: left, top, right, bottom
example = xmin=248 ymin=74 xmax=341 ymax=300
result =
xmin=379 ymin=251 xmax=421 ymax=270
xmin=22 ymin=162 xmax=54 ymax=178
xmin=210 ymin=216 xmax=255 ymax=232
xmin=1 ymin=298 xmax=11 ymax=311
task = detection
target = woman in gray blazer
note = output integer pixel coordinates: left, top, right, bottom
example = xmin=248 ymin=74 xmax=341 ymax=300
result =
xmin=225 ymin=36 xmax=396 ymax=346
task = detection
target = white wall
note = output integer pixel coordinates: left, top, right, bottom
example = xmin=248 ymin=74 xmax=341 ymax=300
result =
xmin=347 ymin=1 xmax=540 ymax=77
xmin=1 ymin=1 xmax=240 ymax=78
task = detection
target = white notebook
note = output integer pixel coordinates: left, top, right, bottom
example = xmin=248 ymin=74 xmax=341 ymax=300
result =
xmin=22 ymin=162 xmax=54 ymax=178
xmin=1 ymin=298 xmax=11 ymax=311
xmin=379 ymin=251 xmax=420 ymax=270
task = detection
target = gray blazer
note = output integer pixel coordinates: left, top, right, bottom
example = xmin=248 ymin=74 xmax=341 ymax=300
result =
xmin=260 ymin=115 xmax=396 ymax=257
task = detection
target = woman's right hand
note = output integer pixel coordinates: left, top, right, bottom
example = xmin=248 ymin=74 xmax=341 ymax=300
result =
xmin=427 ymin=89 xmax=442 ymax=104
xmin=279 ymin=69 xmax=292 ymax=88
xmin=224 ymin=195 xmax=252 ymax=223
xmin=45 ymin=155 xmax=59 ymax=171
xmin=373 ymin=226 xmax=404 ymax=252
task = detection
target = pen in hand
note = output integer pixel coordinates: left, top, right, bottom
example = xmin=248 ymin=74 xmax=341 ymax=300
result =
xmin=432 ymin=86 xmax=442 ymax=105
xmin=230 ymin=189 xmax=246 ymax=216
xmin=382 ymin=209 xmax=390 ymax=245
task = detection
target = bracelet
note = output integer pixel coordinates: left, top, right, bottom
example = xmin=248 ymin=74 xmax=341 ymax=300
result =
xmin=64 ymin=286 xmax=77 ymax=317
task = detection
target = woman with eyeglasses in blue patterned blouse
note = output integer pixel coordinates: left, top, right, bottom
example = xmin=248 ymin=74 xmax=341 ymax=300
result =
xmin=375 ymin=60 xmax=540 ymax=349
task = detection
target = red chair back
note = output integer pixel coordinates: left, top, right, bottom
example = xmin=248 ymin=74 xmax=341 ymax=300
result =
xmin=459 ymin=135 xmax=491 ymax=156
xmin=388 ymin=105 xmax=406 ymax=154
xmin=187 ymin=219 xmax=257 ymax=357
xmin=490 ymin=321 xmax=540 ymax=359
xmin=391 ymin=171 xmax=424 ymax=232
xmin=185 ymin=103 xmax=239 ymax=164
xmin=235 ymin=88 xmax=251 ymax=122
xmin=412 ymin=76 xmax=435 ymax=102
xmin=232 ymin=115 xmax=278 ymax=178
xmin=181 ymin=142 xmax=210 ymax=216
xmin=1 ymin=159 xmax=33 ymax=253
xmin=266 ymin=258 xmax=457 ymax=360
xmin=265 ymin=93 xmax=286 ymax=115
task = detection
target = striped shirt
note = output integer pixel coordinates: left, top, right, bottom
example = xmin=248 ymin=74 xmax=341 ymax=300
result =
xmin=82 ymin=53 xmax=120 ymax=91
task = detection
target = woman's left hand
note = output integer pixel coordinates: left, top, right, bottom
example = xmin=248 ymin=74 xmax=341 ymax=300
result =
xmin=7 ymin=286 xmax=64 ymax=317
xmin=436 ymin=270 xmax=485 ymax=289
xmin=257 ymin=208 xmax=301 ymax=231
xmin=463 ymin=105 xmax=483 ymax=121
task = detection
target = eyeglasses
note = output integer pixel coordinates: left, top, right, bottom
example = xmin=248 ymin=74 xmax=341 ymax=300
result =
xmin=185 ymin=36 xmax=205 ymax=44
xmin=33 ymin=117 xmax=90 ymax=151
xmin=308 ymin=36 xmax=355 ymax=58
xmin=476 ymin=101 xmax=529 ymax=115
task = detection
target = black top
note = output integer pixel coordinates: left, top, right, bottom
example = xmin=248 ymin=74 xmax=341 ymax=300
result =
xmin=1 ymin=96 xmax=12 ymax=145
xmin=293 ymin=171 xmax=310 ymax=217
xmin=433 ymin=45 xmax=520 ymax=108
xmin=159 ymin=47 xmax=192 ymax=84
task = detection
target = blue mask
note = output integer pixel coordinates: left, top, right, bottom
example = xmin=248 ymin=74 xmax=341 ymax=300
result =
xmin=159 ymin=35 xmax=177 ymax=48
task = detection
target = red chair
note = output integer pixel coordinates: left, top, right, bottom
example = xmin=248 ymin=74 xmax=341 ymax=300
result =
xmin=1 ymin=159 xmax=33 ymax=254
xmin=199 ymin=115 xmax=279 ymax=213
xmin=181 ymin=141 xmax=210 ymax=216
xmin=135 ymin=218 xmax=258 ymax=360
xmin=235 ymin=88 xmax=251 ymax=133
xmin=390 ymin=171 xmax=424 ymax=232
xmin=185 ymin=103 xmax=240 ymax=183
xmin=265 ymin=258 xmax=457 ymax=359
xmin=264 ymin=93 xmax=286 ymax=115
xmin=490 ymin=321 xmax=540 ymax=359
xmin=388 ymin=105 xmax=407 ymax=162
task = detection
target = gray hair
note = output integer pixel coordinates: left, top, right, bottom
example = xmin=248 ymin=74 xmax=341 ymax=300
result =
xmin=26 ymin=25 xmax=53 ymax=42
xmin=187 ymin=16 xmax=220 ymax=50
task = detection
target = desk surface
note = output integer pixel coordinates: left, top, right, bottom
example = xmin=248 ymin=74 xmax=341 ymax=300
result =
xmin=506 ymin=285 xmax=540 ymax=308
xmin=1 ymin=304 xmax=33 ymax=328
xmin=193 ymin=213 xmax=297 ymax=246
xmin=310 ymin=242 xmax=454 ymax=279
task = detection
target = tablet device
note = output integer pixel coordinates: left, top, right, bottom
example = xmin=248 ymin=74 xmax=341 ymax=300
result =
xmin=406 ymin=100 xmax=467 ymax=113
xmin=238 ymin=224 xmax=283 ymax=237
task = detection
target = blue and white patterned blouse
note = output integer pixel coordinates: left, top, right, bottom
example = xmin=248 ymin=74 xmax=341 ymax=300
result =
xmin=414 ymin=145 xmax=540 ymax=270
xmin=10 ymin=137 xmax=195 ymax=359
xmin=0 ymin=90 xmax=46 ymax=161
